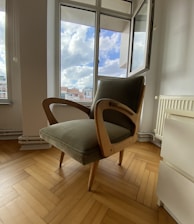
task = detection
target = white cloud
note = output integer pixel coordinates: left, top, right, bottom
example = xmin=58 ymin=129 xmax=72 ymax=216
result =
xmin=60 ymin=21 xmax=127 ymax=90
xmin=61 ymin=65 xmax=93 ymax=90
xmin=76 ymin=74 xmax=93 ymax=91
xmin=100 ymin=32 xmax=120 ymax=51
xmin=99 ymin=58 xmax=125 ymax=78
xmin=61 ymin=22 xmax=94 ymax=69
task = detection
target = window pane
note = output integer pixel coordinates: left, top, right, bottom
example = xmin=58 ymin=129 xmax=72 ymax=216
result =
xmin=131 ymin=1 xmax=149 ymax=72
xmin=101 ymin=0 xmax=131 ymax=14
xmin=0 ymin=0 xmax=7 ymax=100
xmin=60 ymin=6 xmax=95 ymax=102
xmin=98 ymin=15 xmax=130 ymax=78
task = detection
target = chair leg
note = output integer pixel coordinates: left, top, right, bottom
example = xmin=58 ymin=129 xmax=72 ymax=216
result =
xmin=59 ymin=151 xmax=65 ymax=168
xmin=88 ymin=161 xmax=99 ymax=191
xmin=118 ymin=150 xmax=124 ymax=166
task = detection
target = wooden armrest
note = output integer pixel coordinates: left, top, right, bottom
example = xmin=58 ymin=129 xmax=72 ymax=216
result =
xmin=108 ymin=99 xmax=137 ymax=122
xmin=95 ymin=98 xmax=138 ymax=124
xmin=94 ymin=98 xmax=139 ymax=157
xmin=42 ymin=97 xmax=90 ymax=125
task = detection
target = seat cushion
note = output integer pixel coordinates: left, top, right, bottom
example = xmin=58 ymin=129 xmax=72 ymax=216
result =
xmin=39 ymin=119 xmax=131 ymax=165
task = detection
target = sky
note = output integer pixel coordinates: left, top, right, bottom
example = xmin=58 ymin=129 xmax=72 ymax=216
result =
xmin=60 ymin=21 xmax=128 ymax=91
xmin=60 ymin=22 xmax=95 ymax=91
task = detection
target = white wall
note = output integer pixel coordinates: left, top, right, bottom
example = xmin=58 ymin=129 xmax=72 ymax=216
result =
xmin=19 ymin=0 xmax=47 ymax=138
xmin=141 ymin=0 xmax=194 ymax=134
xmin=155 ymin=0 xmax=194 ymax=95
xmin=138 ymin=0 xmax=161 ymax=133
xmin=1 ymin=0 xmax=194 ymax=145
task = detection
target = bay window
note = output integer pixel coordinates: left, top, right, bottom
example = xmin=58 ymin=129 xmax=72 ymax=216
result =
xmin=57 ymin=0 xmax=154 ymax=103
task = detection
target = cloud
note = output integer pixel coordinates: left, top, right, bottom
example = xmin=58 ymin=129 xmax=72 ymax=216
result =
xmin=61 ymin=22 xmax=94 ymax=69
xmin=99 ymin=58 xmax=126 ymax=78
xmin=99 ymin=31 xmax=120 ymax=53
xmin=61 ymin=65 xmax=93 ymax=90
xmin=60 ymin=21 xmax=127 ymax=90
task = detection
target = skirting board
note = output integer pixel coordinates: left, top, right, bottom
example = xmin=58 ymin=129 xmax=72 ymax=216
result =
xmin=1 ymin=131 xmax=161 ymax=150
xmin=138 ymin=132 xmax=161 ymax=147
xmin=0 ymin=130 xmax=22 ymax=140
xmin=18 ymin=135 xmax=51 ymax=150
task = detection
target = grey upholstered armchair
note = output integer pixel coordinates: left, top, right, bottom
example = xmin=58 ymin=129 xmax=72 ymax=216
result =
xmin=39 ymin=76 xmax=145 ymax=191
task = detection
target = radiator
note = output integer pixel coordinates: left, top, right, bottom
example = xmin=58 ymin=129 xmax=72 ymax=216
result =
xmin=154 ymin=95 xmax=194 ymax=140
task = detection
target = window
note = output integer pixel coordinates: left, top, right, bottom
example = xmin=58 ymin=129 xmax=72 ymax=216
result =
xmin=0 ymin=0 xmax=7 ymax=101
xmin=60 ymin=6 xmax=95 ymax=102
xmin=98 ymin=15 xmax=130 ymax=78
xmin=57 ymin=0 xmax=154 ymax=102
xmin=130 ymin=0 xmax=154 ymax=74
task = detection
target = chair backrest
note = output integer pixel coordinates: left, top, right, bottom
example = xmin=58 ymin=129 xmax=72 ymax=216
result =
xmin=90 ymin=76 xmax=145 ymax=132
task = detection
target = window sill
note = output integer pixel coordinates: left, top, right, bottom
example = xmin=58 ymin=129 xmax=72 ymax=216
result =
xmin=0 ymin=100 xmax=12 ymax=105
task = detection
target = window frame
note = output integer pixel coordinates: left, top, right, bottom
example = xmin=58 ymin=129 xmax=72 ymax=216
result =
xmin=129 ymin=0 xmax=155 ymax=75
xmin=55 ymin=0 xmax=154 ymax=103
xmin=0 ymin=0 xmax=11 ymax=104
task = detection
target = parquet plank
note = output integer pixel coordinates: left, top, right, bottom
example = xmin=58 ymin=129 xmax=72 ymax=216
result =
xmin=81 ymin=202 xmax=108 ymax=224
xmin=137 ymin=169 xmax=150 ymax=204
xmin=0 ymin=171 xmax=29 ymax=207
xmin=27 ymin=176 xmax=60 ymax=205
xmin=15 ymin=198 xmax=46 ymax=224
xmin=0 ymin=157 xmax=34 ymax=179
xmin=143 ymin=171 xmax=157 ymax=207
xmin=96 ymin=169 xmax=138 ymax=200
xmin=0 ymin=207 xmax=13 ymax=224
xmin=125 ymin=158 xmax=147 ymax=185
xmin=17 ymin=178 xmax=57 ymax=211
xmin=93 ymin=185 xmax=158 ymax=224
xmin=102 ymin=209 xmax=136 ymax=224
xmin=0 ymin=187 xmax=18 ymax=207
xmin=0 ymin=140 xmax=177 ymax=224
xmin=134 ymin=160 xmax=147 ymax=186
xmin=62 ymin=191 xmax=95 ymax=223
xmin=3 ymin=199 xmax=33 ymax=224
xmin=13 ymin=182 xmax=49 ymax=218
xmin=45 ymin=173 xmax=88 ymax=224
xmin=52 ymin=167 xmax=89 ymax=196
xmin=33 ymin=153 xmax=59 ymax=172
xmin=97 ymin=158 xmax=125 ymax=178
xmin=0 ymin=151 xmax=10 ymax=163
xmin=120 ymin=151 xmax=136 ymax=172
xmin=24 ymin=164 xmax=63 ymax=189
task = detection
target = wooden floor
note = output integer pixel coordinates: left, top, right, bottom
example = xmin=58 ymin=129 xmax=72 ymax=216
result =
xmin=0 ymin=140 xmax=177 ymax=224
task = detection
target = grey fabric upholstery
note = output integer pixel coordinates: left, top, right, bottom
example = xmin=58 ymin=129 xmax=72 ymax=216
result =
xmin=90 ymin=76 xmax=144 ymax=132
xmin=40 ymin=119 xmax=131 ymax=165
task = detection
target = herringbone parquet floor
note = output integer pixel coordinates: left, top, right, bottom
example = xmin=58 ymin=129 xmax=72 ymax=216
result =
xmin=0 ymin=140 xmax=177 ymax=224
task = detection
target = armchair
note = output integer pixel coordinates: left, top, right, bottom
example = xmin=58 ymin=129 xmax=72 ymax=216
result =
xmin=39 ymin=76 xmax=145 ymax=191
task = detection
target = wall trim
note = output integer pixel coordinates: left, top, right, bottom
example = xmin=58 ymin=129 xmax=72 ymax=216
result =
xmin=0 ymin=130 xmax=22 ymax=140
xmin=18 ymin=135 xmax=51 ymax=150
xmin=1 ymin=131 xmax=160 ymax=150
xmin=138 ymin=132 xmax=161 ymax=147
